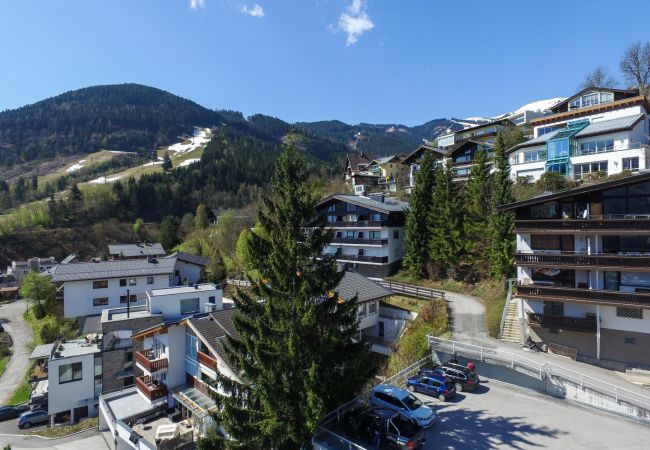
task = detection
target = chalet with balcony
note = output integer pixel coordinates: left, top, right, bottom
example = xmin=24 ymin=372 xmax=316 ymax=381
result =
xmin=501 ymin=172 xmax=650 ymax=366
xmin=400 ymin=145 xmax=446 ymax=192
xmin=508 ymin=87 xmax=650 ymax=181
xmin=314 ymin=194 xmax=408 ymax=277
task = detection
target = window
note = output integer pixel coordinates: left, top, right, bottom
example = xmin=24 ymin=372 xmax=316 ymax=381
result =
xmin=543 ymin=301 xmax=564 ymax=317
xmin=180 ymin=298 xmax=200 ymax=315
xmin=208 ymin=296 xmax=216 ymax=304
xmin=617 ymin=307 xmax=643 ymax=319
xmin=547 ymin=139 xmax=569 ymax=160
xmin=371 ymin=213 xmax=381 ymax=221
xmin=119 ymin=279 xmax=127 ymax=287
xmin=369 ymin=231 xmax=381 ymax=239
xmin=327 ymin=215 xmax=336 ymax=223
xmin=368 ymin=302 xmax=377 ymax=315
xmin=128 ymin=278 xmax=137 ymax=286
xmin=357 ymin=232 xmax=364 ymax=238
xmin=93 ymin=280 xmax=108 ymax=289
xmin=578 ymin=139 xmax=614 ymax=155
xmin=393 ymin=230 xmax=399 ymax=239
xmin=147 ymin=276 xmax=154 ymax=285
xmin=93 ymin=297 xmax=108 ymax=307
xmin=327 ymin=204 xmax=335 ymax=212
xmin=59 ymin=362 xmax=83 ymax=384
xmin=600 ymin=92 xmax=614 ymax=103
xmin=358 ymin=304 xmax=367 ymax=318
xmin=531 ymin=235 xmax=560 ymax=250
xmin=185 ymin=331 xmax=198 ymax=359
xmin=346 ymin=230 xmax=355 ymax=239
xmin=624 ymin=337 xmax=637 ymax=345
xmin=582 ymin=92 xmax=599 ymax=107
xmin=358 ymin=249 xmax=364 ymax=256
xmin=623 ymin=157 xmax=640 ymax=172
xmin=119 ymin=294 xmax=137 ymax=304
xmin=523 ymin=149 xmax=545 ymax=163
xmin=574 ymin=161 xmax=607 ymax=180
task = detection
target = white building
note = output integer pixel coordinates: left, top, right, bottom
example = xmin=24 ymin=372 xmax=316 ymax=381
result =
xmin=314 ymin=194 xmax=409 ymax=277
xmin=6 ymin=256 xmax=58 ymax=282
xmin=108 ymin=243 xmax=166 ymax=260
xmin=502 ymin=173 xmax=650 ymax=367
xmin=508 ymin=87 xmax=650 ymax=181
xmin=29 ymin=337 xmax=102 ymax=425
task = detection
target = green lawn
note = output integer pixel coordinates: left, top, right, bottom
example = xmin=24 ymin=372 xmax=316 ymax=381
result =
xmin=10 ymin=369 xmax=32 ymax=405
xmin=381 ymin=295 xmax=428 ymax=314
xmin=0 ymin=356 xmax=9 ymax=377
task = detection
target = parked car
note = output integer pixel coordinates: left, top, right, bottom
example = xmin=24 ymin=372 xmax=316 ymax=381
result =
xmin=0 ymin=324 xmax=5 ymax=333
xmin=17 ymin=409 xmax=50 ymax=429
xmin=406 ymin=373 xmax=456 ymax=401
xmin=369 ymin=385 xmax=436 ymax=428
xmin=0 ymin=405 xmax=29 ymax=421
xmin=344 ymin=406 xmax=425 ymax=450
xmin=424 ymin=364 xmax=480 ymax=393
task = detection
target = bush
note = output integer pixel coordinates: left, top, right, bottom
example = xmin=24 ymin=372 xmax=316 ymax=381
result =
xmin=0 ymin=347 xmax=11 ymax=357
xmin=32 ymin=302 xmax=47 ymax=320
xmin=40 ymin=321 xmax=60 ymax=343
xmin=537 ymin=172 xmax=568 ymax=193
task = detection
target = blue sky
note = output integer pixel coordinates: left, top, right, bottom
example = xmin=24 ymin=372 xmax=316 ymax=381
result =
xmin=1 ymin=0 xmax=650 ymax=125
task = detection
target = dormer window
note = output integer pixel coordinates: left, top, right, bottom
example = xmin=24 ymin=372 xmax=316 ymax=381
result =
xmin=568 ymin=91 xmax=615 ymax=110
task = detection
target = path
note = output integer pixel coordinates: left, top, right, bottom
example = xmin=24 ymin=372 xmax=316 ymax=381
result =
xmin=0 ymin=428 xmax=108 ymax=449
xmin=0 ymin=299 xmax=33 ymax=403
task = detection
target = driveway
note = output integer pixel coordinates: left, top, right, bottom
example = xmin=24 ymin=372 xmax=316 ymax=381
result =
xmin=0 ymin=299 xmax=33 ymax=403
xmin=443 ymin=290 xmax=487 ymax=341
xmin=0 ymin=428 xmax=109 ymax=449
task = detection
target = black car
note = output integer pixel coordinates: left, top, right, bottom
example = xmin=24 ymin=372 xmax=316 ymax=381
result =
xmin=0 ymin=324 xmax=5 ymax=333
xmin=0 ymin=405 xmax=29 ymax=421
xmin=344 ymin=406 xmax=425 ymax=450
xmin=424 ymin=364 xmax=480 ymax=393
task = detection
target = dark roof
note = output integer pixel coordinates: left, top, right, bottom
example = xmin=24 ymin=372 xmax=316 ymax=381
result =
xmin=401 ymin=145 xmax=446 ymax=165
xmin=51 ymin=257 xmax=176 ymax=282
xmin=167 ymin=252 xmax=210 ymax=267
xmin=498 ymin=172 xmax=650 ymax=211
xmin=188 ymin=308 xmax=239 ymax=372
xmin=317 ymin=194 xmax=409 ymax=213
xmin=446 ymin=139 xmax=494 ymax=158
xmin=108 ymin=243 xmax=165 ymax=258
xmin=550 ymin=87 xmax=638 ymax=113
xmin=336 ymin=270 xmax=392 ymax=303
xmin=346 ymin=153 xmax=378 ymax=171
xmin=455 ymin=118 xmax=513 ymax=135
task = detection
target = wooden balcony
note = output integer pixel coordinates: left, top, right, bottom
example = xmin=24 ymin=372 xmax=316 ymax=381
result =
xmin=527 ymin=313 xmax=596 ymax=332
xmin=514 ymin=218 xmax=650 ymax=234
xmin=136 ymin=375 xmax=167 ymax=401
xmin=515 ymin=252 xmax=650 ymax=272
xmin=330 ymin=237 xmax=388 ymax=246
xmin=516 ymin=284 xmax=650 ymax=307
xmin=197 ymin=350 xmax=218 ymax=371
xmin=134 ymin=349 xmax=168 ymax=373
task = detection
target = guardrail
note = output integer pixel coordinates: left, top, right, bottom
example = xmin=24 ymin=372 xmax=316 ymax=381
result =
xmin=427 ymin=335 xmax=650 ymax=413
xmin=370 ymin=279 xmax=446 ymax=301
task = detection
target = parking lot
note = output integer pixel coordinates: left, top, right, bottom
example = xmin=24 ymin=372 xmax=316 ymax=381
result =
xmin=320 ymin=377 xmax=650 ymax=449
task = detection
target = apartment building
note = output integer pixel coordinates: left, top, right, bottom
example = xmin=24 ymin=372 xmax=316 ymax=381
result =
xmin=501 ymin=173 xmax=650 ymax=366
xmin=6 ymin=256 xmax=58 ymax=281
xmin=314 ymin=194 xmax=408 ymax=277
xmin=344 ymin=153 xmax=408 ymax=195
xmin=508 ymin=87 xmax=650 ymax=181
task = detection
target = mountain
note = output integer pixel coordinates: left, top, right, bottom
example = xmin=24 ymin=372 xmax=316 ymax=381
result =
xmin=0 ymin=83 xmax=224 ymax=168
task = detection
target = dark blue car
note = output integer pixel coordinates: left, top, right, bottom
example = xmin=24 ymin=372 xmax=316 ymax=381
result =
xmin=406 ymin=373 xmax=456 ymax=401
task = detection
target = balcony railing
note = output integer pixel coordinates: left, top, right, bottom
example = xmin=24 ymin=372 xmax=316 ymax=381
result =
xmin=515 ymin=217 xmax=650 ymax=232
xmin=527 ymin=313 xmax=597 ymax=332
xmin=332 ymin=254 xmax=389 ymax=264
xmin=515 ymin=251 xmax=650 ymax=270
xmin=197 ymin=350 xmax=218 ymax=370
xmin=135 ymin=349 xmax=168 ymax=373
xmin=324 ymin=220 xmax=385 ymax=228
xmin=511 ymin=143 xmax=649 ymax=166
xmin=136 ymin=375 xmax=168 ymax=401
xmin=516 ymin=284 xmax=650 ymax=307
xmin=330 ymin=237 xmax=388 ymax=246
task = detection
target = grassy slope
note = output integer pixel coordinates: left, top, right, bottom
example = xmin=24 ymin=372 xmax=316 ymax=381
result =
xmin=38 ymin=149 xmax=133 ymax=187
xmin=0 ymin=355 xmax=8 ymax=377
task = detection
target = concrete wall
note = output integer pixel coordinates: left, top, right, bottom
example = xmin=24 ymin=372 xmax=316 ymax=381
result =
xmin=48 ymin=353 xmax=97 ymax=418
xmin=173 ymin=261 xmax=203 ymax=285
xmin=63 ymin=274 xmax=171 ymax=318
xmin=357 ymin=300 xmax=379 ymax=330
xmin=148 ymin=286 xmax=222 ymax=320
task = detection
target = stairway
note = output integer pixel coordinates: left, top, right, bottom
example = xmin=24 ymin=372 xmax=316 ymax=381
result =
xmin=500 ymin=297 xmax=522 ymax=344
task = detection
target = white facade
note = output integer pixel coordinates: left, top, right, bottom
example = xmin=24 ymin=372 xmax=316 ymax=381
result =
xmin=147 ymin=284 xmax=222 ymax=319
xmin=357 ymin=300 xmax=379 ymax=330
xmin=63 ymin=274 xmax=171 ymax=318
xmin=172 ymin=260 xmax=204 ymax=285
xmin=6 ymin=257 xmax=57 ymax=281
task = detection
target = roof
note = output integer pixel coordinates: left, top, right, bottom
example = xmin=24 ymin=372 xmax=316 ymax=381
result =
xmin=498 ymin=172 xmax=650 ymax=211
xmin=455 ymin=117 xmax=513 ymax=135
xmin=317 ymin=194 xmax=409 ymax=213
xmin=447 ymin=139 xmax=494 ymax=158
xmin=188 ymin=308 xmax=239 ymax=373
xmin=51 ymin=257 xmax=177 ymax=282
xmin=50 ymin=339 xmax=101 ymax=360
xmin=507 ymin=130 xmax=560 ymax=153
xmin=346 ymin=153 xmax=378 ymax=171
xmin=550 ymin=87 xmax=638 ymax=112
xmin=108 ymin=243 xmax=165 ymax=258
xmin=401 ymin=145 xmax=446 ymax=165
xmin=149 ymin=283 xmax=219 ymax=297
xmin=30 ymin=343 xmax=55 ymax=359
xmin=575 ymin=114 xmax=644 ymax=138
xmin=166 ymin=252 xmax=210 ymax=267
xmin=531 ymin=95 xmax=650 ymax=127
xmin=336 ymin=270 xmax=392 ymax=303
xmin=371 ymin=155 xmax=401 ymax=165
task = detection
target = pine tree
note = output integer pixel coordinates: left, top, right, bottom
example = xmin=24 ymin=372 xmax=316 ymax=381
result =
xmin=207 ymin=145 xmax=374 ymax=449
xmin=428 ymin=161 xmax=464 ymax=278
xmin=403 ymin=151 xmax=436 ymax=278
xmin=162 ymin=152 xmax=173 ymax=171
xmin=159 ymin=215 xmax=180 ymax=252
xmin=463 ymin=148 xmax=491 ymax=279
xmin=488 ymin=132 xmax=516 ymax=278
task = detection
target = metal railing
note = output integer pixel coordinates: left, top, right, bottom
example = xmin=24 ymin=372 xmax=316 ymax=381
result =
xmin=515 ymin=251 xmax=650 ymax=269
xmin=514 ymin=218 xmax=650 ymax=232
xmin=371 ymin=279 xmax=446 ymax=301
xmin=515 ymin=284 xmax=650 ymax=307
xmin=330 ymin=237 xmax=388 ymax=246
xmin=427 ymin=336 xmax=650 ymax=412
xmin=334 ymin=254 xmax=389 ymax=264
xmin=498 ymin=278 xmax=517 ymax=339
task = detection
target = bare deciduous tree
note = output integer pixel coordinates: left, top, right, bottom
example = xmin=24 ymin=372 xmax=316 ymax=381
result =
xmin=620 ymin=41 xmax=650 ymax=95
xmin=580 ymin=66 xmax=618 ymax=90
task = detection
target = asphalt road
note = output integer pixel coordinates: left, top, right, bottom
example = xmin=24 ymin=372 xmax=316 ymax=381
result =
xmin=0 ymin=299 xmax=34 ymax=403
xmin=418 ymin=378 xmax=650 ymax=449
xmin=0 ymin=427 xmax=109 ymax=450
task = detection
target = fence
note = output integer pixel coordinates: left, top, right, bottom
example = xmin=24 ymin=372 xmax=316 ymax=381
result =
xmin=428 ymin=335 xmax=650 ymax=415
xmin=370 ymin=279 xmax=446 ymax=301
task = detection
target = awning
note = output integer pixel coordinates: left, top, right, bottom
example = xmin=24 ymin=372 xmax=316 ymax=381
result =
xmin=172 ymin=386 xmax=217 ymax=418
xmin=30 ymin=343 xmax=55 ymax=359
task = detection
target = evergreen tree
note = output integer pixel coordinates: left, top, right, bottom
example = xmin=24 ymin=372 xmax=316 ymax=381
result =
xmin=159 ymin=215 xmax=180 ymax=252
xmin=133 ymin=218 xmax=145 ymax=241
xmin=195 ymin=203 xmax=209 ymax=229
xmin=403 ymin=151 xmax=436 ymax=278
xmin=206 ymin=145 xmax=374 ymax=449
xmin=428 ymin=161 xmax=464 ymax=278
xmin=463 ymin=148 xmax=491 ymax=279
xmin=70 ymin=182 xmax=83 ymax=202
xmin=488 ymin=132 xmax=517 ymax=278
xmin=162 ymin=152 xmax=173 ymax=171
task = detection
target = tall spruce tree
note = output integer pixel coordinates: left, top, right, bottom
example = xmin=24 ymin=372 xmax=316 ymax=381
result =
xmin=428 ymin=161 xmax=464 ymax=278
xmin=488 ymin=131 xmax=518 ymax=278
xmin=207 ymin=145 xmax=374 ymax=449
xmin=403 ymin=151 xmax=436 ymax=278
xmin=463 ymin=148 xmax=491 ymax=279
